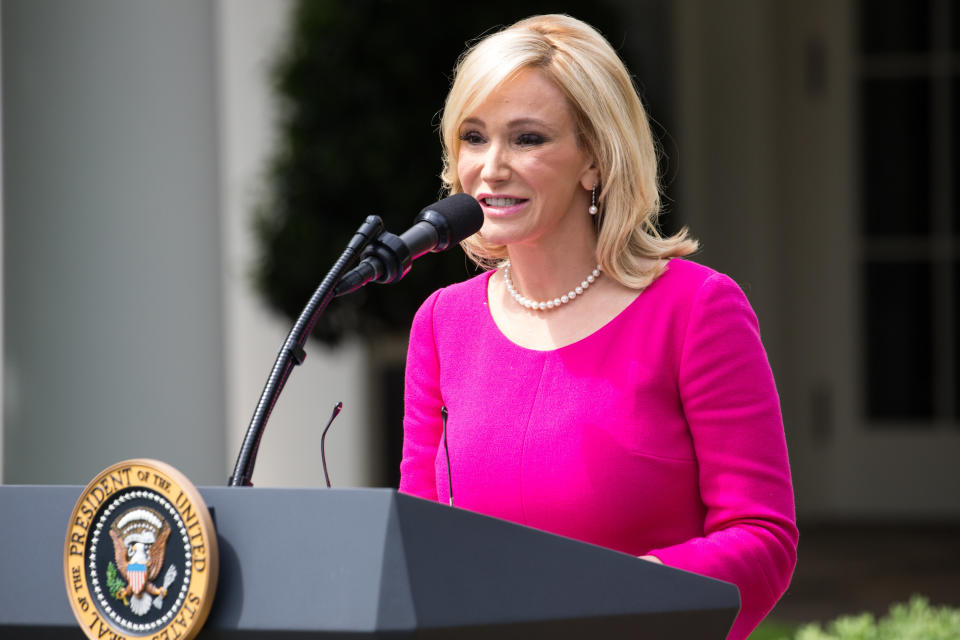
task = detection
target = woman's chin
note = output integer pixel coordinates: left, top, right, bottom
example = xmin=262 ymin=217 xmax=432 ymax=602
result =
xmin=479 ymin=220 xmax=525 ymax=247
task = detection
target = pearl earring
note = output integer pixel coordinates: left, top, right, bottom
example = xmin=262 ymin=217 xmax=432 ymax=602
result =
xmin=589 ymin=185 xmax=599 ymax=215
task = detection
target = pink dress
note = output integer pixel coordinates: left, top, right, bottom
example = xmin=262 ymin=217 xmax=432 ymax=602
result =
xmin=399 ymin=258 xmax=798 ymax=640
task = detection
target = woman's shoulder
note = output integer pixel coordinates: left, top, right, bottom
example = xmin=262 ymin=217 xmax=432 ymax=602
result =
xmin=646 ymin=258 xmax=761 ymax=339
xmin=657 ymin=257 xmax=719 ymax=284
xmin=639 ymin=258 xmax=752 ymax=325
xmin=648 ymin=258 xmax=733 ymax=298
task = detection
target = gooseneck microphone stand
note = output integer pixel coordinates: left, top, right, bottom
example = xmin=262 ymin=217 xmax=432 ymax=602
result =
xmin=228 ymin=216 xmax=384 ymax=486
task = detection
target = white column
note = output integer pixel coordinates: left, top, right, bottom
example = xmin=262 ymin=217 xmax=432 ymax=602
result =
xmin=3 ymin=0 xmax=226 ymax=484
xmin=214 ymin=0 xmax=372 ymax=488
xmin=0 ymin=7 xmax=5 ymax=482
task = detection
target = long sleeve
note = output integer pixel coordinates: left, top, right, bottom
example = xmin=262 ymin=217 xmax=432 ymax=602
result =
xmin=646 ymin=273 xmax=798 ymax=640
xmin=398 ymin=288 xmax=444 ymax=501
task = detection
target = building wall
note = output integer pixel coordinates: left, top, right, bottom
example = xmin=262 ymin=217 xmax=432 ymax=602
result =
xmin=672 ymin=0 xmax=960 ymax=520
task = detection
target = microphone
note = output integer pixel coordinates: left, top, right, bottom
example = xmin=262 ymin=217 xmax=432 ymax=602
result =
xmin=334 ymin=193 xmax=483 ymax=296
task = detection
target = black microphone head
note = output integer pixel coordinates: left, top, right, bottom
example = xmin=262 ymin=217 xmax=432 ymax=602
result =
xmin=416 ymin=193 xmax=484 ymax=251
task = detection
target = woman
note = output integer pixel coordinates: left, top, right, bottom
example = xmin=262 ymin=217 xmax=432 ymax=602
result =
xmin=399 ymin=14 xmax=797 ymax=640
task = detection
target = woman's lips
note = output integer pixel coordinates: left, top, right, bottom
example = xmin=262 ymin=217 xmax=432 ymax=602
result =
xmin=478 ymin=194 xmax=529 ymax=217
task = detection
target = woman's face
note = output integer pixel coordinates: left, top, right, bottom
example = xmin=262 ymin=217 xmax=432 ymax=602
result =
xmin=456 ymin=68 xmax=597 ymax=251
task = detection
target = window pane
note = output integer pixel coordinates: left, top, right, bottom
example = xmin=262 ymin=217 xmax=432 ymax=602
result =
xmin=955 ymin=262 xmax=960 ymax=420
xmin=954 ymin=78 xmax=959 ymax=236
xmin=860 ymin=78 xmax=932 ymax=237
xmin=954 ymin=1 xmax=960 ymax=53
xmin=859 ymin=0 xmax=931 ymax=54
xmin=864 ymin=261 xmax=934 ymax=422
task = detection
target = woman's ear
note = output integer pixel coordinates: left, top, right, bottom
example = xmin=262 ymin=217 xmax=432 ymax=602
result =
xmin=579 ymin=159 xmax=600 ymax=191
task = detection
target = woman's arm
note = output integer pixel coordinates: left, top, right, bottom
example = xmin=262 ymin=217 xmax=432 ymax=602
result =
xmin=398 ymin=288 xmax=445 ymax=501
xmin=647 ymin=273 xmax=798 ymax=640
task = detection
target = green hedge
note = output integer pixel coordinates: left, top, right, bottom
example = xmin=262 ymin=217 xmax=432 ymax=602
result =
xmin=754 ymin=597 xmax=960 ymax=640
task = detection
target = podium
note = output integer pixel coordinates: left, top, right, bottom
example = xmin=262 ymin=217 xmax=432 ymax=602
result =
xmin=1 ymin=486 xmax=739 ymax=638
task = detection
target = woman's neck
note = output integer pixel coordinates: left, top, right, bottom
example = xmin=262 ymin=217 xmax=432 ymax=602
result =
xmin=504 ymin=241 xmax=599 ymax=303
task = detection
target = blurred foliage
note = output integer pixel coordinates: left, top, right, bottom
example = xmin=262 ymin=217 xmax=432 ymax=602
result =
xmin=761 ymin=597 xmax=960 ymax=640
xmin=750 ymin=620 xmax=799 ymax=640
xmin=254 ymin=0 xmax=654 ymax=344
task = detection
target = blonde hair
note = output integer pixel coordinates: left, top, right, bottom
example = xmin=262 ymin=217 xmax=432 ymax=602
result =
xmin=440 ymin=14 xmax=697 ymax=288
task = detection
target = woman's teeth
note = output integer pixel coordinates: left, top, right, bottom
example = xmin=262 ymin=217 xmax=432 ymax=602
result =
xmin=485 ymin=197 xmax=523 ymax=207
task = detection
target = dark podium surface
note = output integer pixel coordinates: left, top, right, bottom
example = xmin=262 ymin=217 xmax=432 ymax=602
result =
xmin=0 ymin=486 xmax=739 ymax=638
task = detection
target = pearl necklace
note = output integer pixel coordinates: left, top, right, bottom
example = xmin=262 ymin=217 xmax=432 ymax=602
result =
xmin=503 ymin=261 xmax=602 ymax=311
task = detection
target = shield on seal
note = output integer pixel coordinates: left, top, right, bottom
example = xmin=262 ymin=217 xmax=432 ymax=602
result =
xmin=128 ymin=561 xmax=147 ymax=594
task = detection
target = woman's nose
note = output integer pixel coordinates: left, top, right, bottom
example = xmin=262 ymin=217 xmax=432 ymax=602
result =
xmin=479 ymin=142 xmax=510 ymax=183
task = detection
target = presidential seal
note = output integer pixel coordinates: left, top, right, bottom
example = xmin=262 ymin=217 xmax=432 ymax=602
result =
xmin=64 ymin=459 xmax=218 ymax=640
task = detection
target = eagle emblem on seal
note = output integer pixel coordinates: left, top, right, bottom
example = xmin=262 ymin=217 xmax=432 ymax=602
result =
xmin=108 ymin=507 xmax=178 ymax=616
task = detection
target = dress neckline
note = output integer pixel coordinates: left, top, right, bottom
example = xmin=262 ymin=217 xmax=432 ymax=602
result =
xmin=480 ymin=263 xmax=668 ymax=353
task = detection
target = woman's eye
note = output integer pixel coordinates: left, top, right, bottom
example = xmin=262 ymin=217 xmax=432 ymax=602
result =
xmin=516 ymin=133 xmax=546 ymax=146
xmin=458 ymin=131 xmax=485 ymax=145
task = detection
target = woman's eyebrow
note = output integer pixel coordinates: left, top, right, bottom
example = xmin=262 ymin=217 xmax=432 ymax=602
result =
xmin=460 ymin=116 xmax=557 ymax=131
xmin=505 ymin=117 xmax=553 ymax=129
